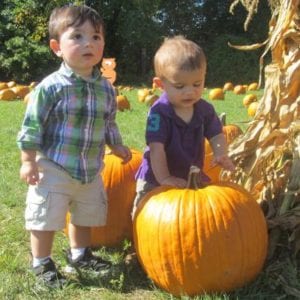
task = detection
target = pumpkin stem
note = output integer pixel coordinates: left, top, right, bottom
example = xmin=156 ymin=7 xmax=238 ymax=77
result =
xmin=186 ymin=165 xmax=204 ymax=189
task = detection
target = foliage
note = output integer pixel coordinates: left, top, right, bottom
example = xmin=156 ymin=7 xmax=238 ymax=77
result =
xmin=206 ymin=34 xmax=262 ymax=86
xmin=0 ymin=0 xmax=270 ymax=86
xmin=0 ymin=0 xmax=65 ymax=82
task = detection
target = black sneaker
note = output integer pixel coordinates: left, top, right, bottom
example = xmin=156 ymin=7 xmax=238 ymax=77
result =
xmin=33 ymin=258 xmax=67 ymax=288
xmin=65 ymin=247 xmax=111 ymax=275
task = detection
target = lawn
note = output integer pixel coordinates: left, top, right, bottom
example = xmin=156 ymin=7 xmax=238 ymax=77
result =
xmin=1 ymin=87 xmax=288 ymax=300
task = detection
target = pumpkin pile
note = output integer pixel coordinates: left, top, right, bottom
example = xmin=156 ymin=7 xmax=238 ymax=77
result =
xmin=133 ymin=166 xmax=268 ymax=297
xmin=137 ymin=87 xmax=159 ymax=106
xmin=0 ymin=81 xmax=36 ymax=101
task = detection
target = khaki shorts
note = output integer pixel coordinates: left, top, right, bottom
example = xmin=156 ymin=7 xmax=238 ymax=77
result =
xmin=131 ymin=179 xmax=157 ymax=219
xmin=25 ymin=157 xmax=107 ymax=231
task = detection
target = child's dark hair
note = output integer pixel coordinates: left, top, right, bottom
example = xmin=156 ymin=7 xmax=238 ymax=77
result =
xmin=49 ymin=5 xmax=105 ymax=40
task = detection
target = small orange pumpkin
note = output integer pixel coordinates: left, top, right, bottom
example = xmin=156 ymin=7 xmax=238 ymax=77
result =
xmin=0 ymin=88 xmax=17 ymax=101
xmin=209 ymin=88 xmax=224 ymax=100
xmin=11 ymin=85 xmax=30 ymax=99
xmin=243 ymin=94 xmax=257 ymax=107
xmin=116 ymin=94 xmax=130 ymax=111
xmin=233 ymin=85 xmax=246 ymax=95
xmin=137 ymin=88 xmax=150 ymax=103
xmin=247 ymin=82 xmax=259 ymax=91
xmin=223 ymin=82 xmax=234 ymax=91
xmin=248 ymin=101 xmax=258 ymax=117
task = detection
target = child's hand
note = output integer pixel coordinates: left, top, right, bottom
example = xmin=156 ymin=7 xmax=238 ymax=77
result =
xmin=212 ymin=155 xmax=235 ymax=172
xmin=109 ymin=144 xmax=132 ymax=163
xmin=20 ymin=161 xmax=40 ymax=185
xmin=161 ymin=176 xmax=187 ymax=188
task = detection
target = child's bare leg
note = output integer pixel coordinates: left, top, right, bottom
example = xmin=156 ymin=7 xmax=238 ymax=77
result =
xmin=68 ymin=223 xmax=91 ymax=248
xmin=66 ymin=223 xmax=111 ymax=273
xmin=31 ymin=230 xmax=55 ymax=258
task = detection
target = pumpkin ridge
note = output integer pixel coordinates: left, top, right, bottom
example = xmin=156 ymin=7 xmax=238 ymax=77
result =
xmin=158 ymin=196 xmax=174 ymax=291
xmin=178 ymin=189 xmax=191 ymax=292
xmin=192 ymin=189 xmax=202 ymax=283
xmin=220 ymin=187 xmax=247 ymax=288
xmin=205 ymin=187 xmax=227 ymax=289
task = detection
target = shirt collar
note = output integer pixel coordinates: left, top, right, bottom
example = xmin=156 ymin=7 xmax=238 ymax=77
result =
xmin=58 ymin=62 xmax=101 ymax=83
xmin=157 ymin=92 xmax=203 ymax=128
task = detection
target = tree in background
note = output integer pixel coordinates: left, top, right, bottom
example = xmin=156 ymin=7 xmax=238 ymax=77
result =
xmin=0 ymin=0 xmax=270 ymax=86
xmin=0 ymin=0 xmax=66 ymax=82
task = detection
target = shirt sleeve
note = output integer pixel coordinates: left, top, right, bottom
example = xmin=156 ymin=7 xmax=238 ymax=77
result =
xmin=16 ymin=86 xmax=53 ymax=151
xmin=202 ymin=101 xmax=223 ymax=140
xmin=145 ymin=105 xmax=169 ymax=145
xmin=104 ymin=81 xmax=123 ymax=145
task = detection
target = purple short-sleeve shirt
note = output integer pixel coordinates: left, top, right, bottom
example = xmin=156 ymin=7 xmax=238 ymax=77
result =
xmin=135 ymin=92 xmax=222 ymax=185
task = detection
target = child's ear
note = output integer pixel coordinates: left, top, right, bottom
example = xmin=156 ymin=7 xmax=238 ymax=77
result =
xmin=49 ymin=39 xmax=62 ymax=57
xmin=153 ymin=77 xmax=164 ymax=89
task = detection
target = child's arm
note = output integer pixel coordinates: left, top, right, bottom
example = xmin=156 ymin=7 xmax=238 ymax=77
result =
xmin=209 ymin=133 xmax=235 ymax=171
xmin=19 ymin=150 xmax=39 ymax=185
xmin=149 ymin=142 xmax=187 ymax=188
xmin=108 ymin=144 xmax=132 ymax=163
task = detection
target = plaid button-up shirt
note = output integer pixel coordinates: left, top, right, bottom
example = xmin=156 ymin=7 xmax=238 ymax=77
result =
xmin=17 ymin=63 xmax=122 ymax=183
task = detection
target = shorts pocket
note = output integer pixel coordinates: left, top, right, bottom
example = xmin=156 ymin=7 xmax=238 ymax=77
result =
xmin=25 ymin=187 xmax=50 ymax=222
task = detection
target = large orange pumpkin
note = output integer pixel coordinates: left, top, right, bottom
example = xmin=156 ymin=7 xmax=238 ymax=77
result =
xmin=203 ymin=124 xmax=243 ymax=182
xmin=65 ymin=149 xmax=142 ymax=247
xmin=133 ymin=167 xmax=268 ymax=297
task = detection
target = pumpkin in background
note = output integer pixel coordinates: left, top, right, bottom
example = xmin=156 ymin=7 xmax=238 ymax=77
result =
xmin=209 ymin=88 xmax=224 ymax=100
xmin=243 ymin=94 xmax=257 ymax=107
xmin=223 ymin=82 xmax=234 ymax=91
xmin=116 ymin=94 xmax=130 ymax=111
xmin=133 ymin=167 xmax=268 ymax=297
xmin=0 ymin=88 xmax=17 ymax=101
xmin=137 ymin=88 xmax=150 ymax=103
xmin=204 ymin=124 xmax=243 ymax=182
xmin=65 ymin=149 xmax=142 ymax=247
xmin=11 ymin=85 xmax=30 ymax=99
xmin=144 ymin=94 xmax=159 ymax=106
xmin=7 ymin=81 xmax=16 ymax=88
xmin=233 ymin=85 xmax=246 ymax=95
xmin=248 ymin=101 xmax=258 ymax=117
xmin=247 ymin=82 xmax=259 ymax=91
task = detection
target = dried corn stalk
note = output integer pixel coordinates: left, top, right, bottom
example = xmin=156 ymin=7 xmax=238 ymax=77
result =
xmin=224 ymin=0 xmax=300 ymax=205
xmin=225 ymin=0 xmax=300 ymax=272
xmin=223 ymin=1 xmax=300 ymax=296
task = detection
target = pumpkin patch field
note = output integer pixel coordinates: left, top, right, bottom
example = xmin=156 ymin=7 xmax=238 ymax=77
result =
xmin=1 ymin=86 xmax=290 ymax=299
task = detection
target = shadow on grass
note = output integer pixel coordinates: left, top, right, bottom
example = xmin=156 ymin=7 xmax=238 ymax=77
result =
xmin=65 ymin=246 xmax=153 ymax=294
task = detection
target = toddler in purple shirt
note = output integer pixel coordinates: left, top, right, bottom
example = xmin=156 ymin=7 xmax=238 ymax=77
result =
xmin=133 ymin=35 xmax=235 ymax=216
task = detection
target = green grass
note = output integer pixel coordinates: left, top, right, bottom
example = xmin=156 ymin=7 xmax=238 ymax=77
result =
xmin=0 ymin=89 xmax=292 ymax=299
